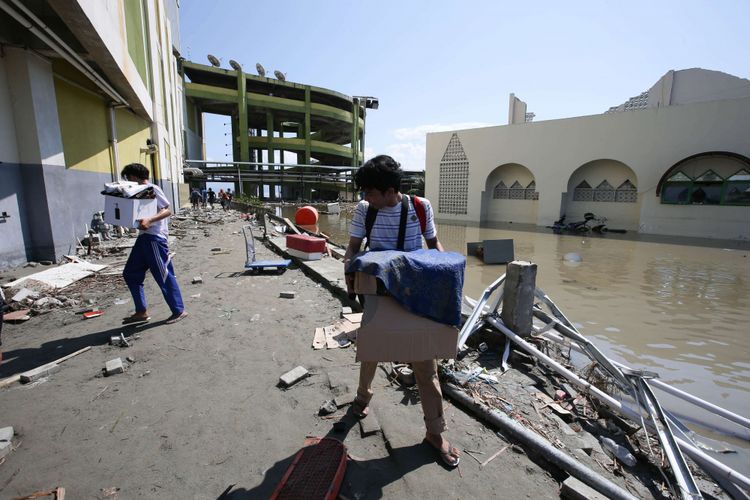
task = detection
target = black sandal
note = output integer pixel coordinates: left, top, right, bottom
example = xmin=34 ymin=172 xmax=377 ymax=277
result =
xmin=352 ymin=398 xmax=369 ymax=419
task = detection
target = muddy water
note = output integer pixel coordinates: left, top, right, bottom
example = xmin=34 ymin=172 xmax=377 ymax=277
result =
xmin=287 ymin=208 xmax=750 ymax=471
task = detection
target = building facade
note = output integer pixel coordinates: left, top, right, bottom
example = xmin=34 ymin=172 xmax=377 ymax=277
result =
xmin=425 ymin=69 xmax=750 ymax=241
xmin=0 ymin=0 xmax=184 ymax=268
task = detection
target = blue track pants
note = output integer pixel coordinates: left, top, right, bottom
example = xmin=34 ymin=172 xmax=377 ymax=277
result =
xmin=123 ymin=234 xmax=184 ymax=315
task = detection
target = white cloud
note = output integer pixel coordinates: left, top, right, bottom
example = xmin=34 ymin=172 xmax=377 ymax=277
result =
xmin=392 ymin=122 xmax=495 ymax=141
xmin=385 ymin=122 xmax=495 ymax=171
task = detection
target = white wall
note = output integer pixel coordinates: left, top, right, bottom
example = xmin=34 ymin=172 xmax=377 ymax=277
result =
xmin=425 ymin=96 xmax=750 ymax=240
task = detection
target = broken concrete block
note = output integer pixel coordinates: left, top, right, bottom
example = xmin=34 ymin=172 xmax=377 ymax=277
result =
xmin=279 ymin=366 xmax=308 ymax=387
xmin=319 ymin=400 xmax=337 ymax=416
xmin=105 ymin=358 xmax=124 ymax=376
xmin=0 ymin=440 xmax=11 ymax=460
xmin=279 ymin=291 xmax=295 ymax=299
xmin=192 ymin=276 xmax=203 ymax=284
xmin=11 ymin=288 xmax=40 ymax=302
xmin=561 ymin=476 xmax=608 ymax=500
xmin=359 ymin=409 xmax=381 ymax=436
xmin=334 ymin=393 xmax=355 ymax=408
xmin=33 ymin=296 xmax=63 ymax=308
xmin=0 ymin=426 xmax=13 ymax=443
xmin=20 ymin=363 xmax=61 ymax=383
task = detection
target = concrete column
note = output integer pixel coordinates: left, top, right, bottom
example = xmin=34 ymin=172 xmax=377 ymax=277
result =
xmin=500 ymin=261 xmax=537 ymax=337
xmin=6 ymin=48 xmax=70 ymax=261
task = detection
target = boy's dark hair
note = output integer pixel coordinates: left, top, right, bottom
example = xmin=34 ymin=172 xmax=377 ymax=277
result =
xmin=354 ymin=155 xmax=402 ymax=193
xmin=121 ymin=163 xmax=150 ymax=181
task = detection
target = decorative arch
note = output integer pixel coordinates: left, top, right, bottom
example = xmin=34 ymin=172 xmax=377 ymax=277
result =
xmin=656 ymin=151 xmax=750 ymax=197
xmin=483 ymin=163 xmax=538 ymax=223
xmin=564 ymin=159 xmax=640 ymax=230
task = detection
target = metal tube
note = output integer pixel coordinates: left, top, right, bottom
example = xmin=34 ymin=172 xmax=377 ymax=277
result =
xmin=441 ymin=383 xmax=638 ymax=500
xmin=486 ymin=317 xmax=750 ymax=492
xmin=108 ymin=105 xmax=119 ymax=182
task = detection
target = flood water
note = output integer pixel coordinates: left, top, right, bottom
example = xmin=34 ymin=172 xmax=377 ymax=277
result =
xmin=285 ymin=208 xmax=750 ymax=473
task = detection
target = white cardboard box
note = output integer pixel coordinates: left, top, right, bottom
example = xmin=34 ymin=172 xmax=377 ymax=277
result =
xmin=286 ymin=248 xmax=323 ymax=261
xmin=103 ymin=194 xmax=157 ymax=228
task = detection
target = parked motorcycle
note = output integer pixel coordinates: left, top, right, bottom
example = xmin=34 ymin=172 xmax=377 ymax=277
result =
xmin=547 ymin=213 xmax=626 ymax=234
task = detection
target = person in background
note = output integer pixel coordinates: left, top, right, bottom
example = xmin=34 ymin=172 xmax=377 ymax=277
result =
xmin=343 ymin=155 xmax=459 ymax=468
xmin=207 ymin=188 xmax=216 ymax=209
xmin=220 ymin=189 xmax=231 ymax=212
xmin=190 ymin=188 xmax=202 ymax=209
xmin=121 ymin=163 xmax=187 ymax=325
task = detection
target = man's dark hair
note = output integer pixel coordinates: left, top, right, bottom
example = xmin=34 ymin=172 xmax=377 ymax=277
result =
xmin=121 ymin=163 xmax=150 ymax=181
xmin=354 ymin=155 xmax=402 ymax=193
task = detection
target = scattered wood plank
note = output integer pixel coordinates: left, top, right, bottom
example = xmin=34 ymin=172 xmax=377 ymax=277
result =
xmin=312 ymin=327 xmax=326 ymax=350
xmin=17 ymin=346 xmax=92 ymax=384
xmin=480 ymin=444 xmax=510 ymax=467
xmin=3 ymin=309 xmax=31 ymax=322
xmin=282 ymin=217 xmax=302 ymax=235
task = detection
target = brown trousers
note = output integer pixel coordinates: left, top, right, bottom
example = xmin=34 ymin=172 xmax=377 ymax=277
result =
xmin=357 ymin=359 xmax=446 ymax=435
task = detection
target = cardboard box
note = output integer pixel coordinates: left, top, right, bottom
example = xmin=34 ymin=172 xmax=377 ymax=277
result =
xmin=287 ymin=248 xmax=323 ymax=261
xmin=103 ymin=194 xmax=157 ymax=228
xmin=286 ymin=234 xmax=326 ymax=253
xmin=355 ymin=295 xmax=458 ymax=362
xmin=354 ymin=271 xmax=378 ymax=295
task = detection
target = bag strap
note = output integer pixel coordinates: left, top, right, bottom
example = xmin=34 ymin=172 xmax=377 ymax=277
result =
xmin=364 ymin=204 xmax=378 ymax=250
xmin=396 ymin=195 xmax=409 ymax=251
xmin=412 ymin=195 xmax=426 ymax=234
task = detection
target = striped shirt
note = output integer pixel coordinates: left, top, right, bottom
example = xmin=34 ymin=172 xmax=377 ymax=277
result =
xmin=349 ymin=195 xmax=437 ymax=251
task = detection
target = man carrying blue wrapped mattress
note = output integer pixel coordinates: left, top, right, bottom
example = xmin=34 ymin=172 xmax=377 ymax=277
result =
xmin=343 ymin=155 xmax=462 ymax=468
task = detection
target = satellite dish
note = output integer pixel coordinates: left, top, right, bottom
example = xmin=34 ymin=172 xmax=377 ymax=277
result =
xmin=229 ymin=59 xmax=242 ymax=71
xmin=274 ymin=70 xmax=286 ymax=81
xmin=207 ymin=54 xmax=221 ymax=67
xmin=256 ymin=63 xmax=266 ymax=77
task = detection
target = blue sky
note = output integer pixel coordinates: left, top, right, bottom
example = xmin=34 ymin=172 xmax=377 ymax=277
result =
xmin=181 ymin=0 xmax=750 ymax=171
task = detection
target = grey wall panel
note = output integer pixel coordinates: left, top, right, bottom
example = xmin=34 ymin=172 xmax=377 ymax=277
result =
xmin=0 ymin=163 xmax=31 ymax=268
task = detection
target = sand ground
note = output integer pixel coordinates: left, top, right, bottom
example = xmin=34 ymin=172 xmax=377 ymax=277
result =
xmin=0 ymin=209 xmax=561 ymax=499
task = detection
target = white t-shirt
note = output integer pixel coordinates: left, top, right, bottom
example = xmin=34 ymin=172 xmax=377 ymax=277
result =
xmin=349 ymin=195 xmax=437 ymax=251
xmin=140 ymin=183 xmax=170 ymax=239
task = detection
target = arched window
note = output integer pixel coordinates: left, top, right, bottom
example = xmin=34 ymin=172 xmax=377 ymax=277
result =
xmin=691 ymin=170 xmax=723 ymax=205
xmin=594 ymin=180 xmax=615 ymax=202
xmin=509 ymin=181 xmax=525 ymax=200
xmin=525 ymin=181 xmax=539 ymax=200
xmin=725 ymin=169 xmax=750 ymax=205
xmin=615 ymin=180 xmax=637 ymax=203
xmin=493 ymin=181 xmax=508 ymax=199
xmin=661 ymin=171 xmax=692 ymax=204
xmin=573 ymin=180 xmax=592 ymax=201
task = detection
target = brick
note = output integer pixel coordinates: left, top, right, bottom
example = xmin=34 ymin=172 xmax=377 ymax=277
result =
xmin=105 ymin=358 xmax=124 ymax=376
xmin=279 ymin=291 xmax=295 ymax=299
xmin=0 ymin=426 xmax=13 ymax=442
xmin=560 ymin=476 xmax=609 ymax=500
xmin=192 ymin=276 xmax=203 ymax=284
xmin=359 ymin=409 xmax=381 ymax=437
xmin=279 ymin=366 xmax=308 ymax=387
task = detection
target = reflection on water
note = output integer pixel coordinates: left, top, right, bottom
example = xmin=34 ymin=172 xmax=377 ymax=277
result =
xmin=287 ymin=208 xmax=750 ymax=467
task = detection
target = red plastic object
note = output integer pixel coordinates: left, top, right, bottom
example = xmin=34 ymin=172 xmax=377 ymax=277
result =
xmin=82 ymin=310 xmax=103 ymax=319
xmin=270 ymin=437 xmax=347 ymax=500
xmin=294 ymin=206 xmax=319 ymax=226
xmin=286 ymin=234 xmax=326 ymax=253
